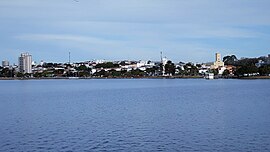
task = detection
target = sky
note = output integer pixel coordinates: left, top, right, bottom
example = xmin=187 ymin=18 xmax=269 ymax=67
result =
xmin=0 ymin=0 xmax=270 ymax=64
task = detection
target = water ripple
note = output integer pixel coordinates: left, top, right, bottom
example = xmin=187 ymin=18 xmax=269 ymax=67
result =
xmin=1 ymin=79 xmax=270 ymax=151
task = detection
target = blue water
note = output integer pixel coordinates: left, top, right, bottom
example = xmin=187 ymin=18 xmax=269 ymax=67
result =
xmin=0 ymin=79 xmax=270 ymax=151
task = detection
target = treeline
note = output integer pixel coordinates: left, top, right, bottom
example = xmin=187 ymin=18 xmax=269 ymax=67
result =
xmin=223 ymin=55 xmax=270 ymax=76
xmin=1 ymin=56 xmax=270 ymax=78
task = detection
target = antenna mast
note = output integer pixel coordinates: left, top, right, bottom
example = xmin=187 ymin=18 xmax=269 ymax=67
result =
xmin=69 ymin=52 xmax=71 ymax=64
xmin=160 ymin=51 xmax=163 ymax=63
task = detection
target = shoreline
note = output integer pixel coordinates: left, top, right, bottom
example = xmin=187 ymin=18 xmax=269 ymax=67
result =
xmin=0 ymin=76 xmax=203 ymax=80
xmin=1 ymin=75 xmax=270 ymax=80
xmin=238 ymin=76 xmax=270 ymax=79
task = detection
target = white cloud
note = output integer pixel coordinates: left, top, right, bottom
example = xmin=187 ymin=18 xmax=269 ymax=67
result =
xmin=15 ymin=34 xmax=125 ymax=45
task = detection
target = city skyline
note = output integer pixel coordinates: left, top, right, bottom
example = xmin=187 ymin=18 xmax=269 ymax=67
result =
xmin=1 ymin=0 xmax=270 ymax=63
xmin=1 ymin=52 xmax=269 ymax=66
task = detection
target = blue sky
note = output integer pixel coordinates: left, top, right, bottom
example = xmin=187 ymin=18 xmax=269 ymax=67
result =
xmin=0 ymin=0 xmax=270 ymax=64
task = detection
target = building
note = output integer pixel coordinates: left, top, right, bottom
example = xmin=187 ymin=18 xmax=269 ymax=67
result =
xmin=255 ymin=60 xmax=266 ymax=68
xmin=18 ymin=53 xmax=32 ymax=73
xmin=225 ymin=65 xmax=236 ymax=75
xmin=2 ymin=60 xmax=9 ymax=68
xmin=218 ymin=66 xmax=227 ymax=75
xmin=198 ymin=63 xmax=212 ymax=74
xmin=162 ymin=57 xmax=168 ymax=76
xmin=205 ymin=73 xmax=214 ymax=79
xmin=40 ymin=60 xmax=45 ymax=66
xmin=212 ymin=53 xmax=224 ymax=69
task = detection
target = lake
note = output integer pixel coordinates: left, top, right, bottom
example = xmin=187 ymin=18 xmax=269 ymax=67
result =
xmin=0 ymin=79 xmax=270 ymax=151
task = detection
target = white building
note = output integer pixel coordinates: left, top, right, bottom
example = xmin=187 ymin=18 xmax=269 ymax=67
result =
xmin=95 ymin=59 xmax=106 ymax=64
xmin=40 ymin=60 xmax=45 ymax=66
xmin=205 ymin=73 xmax=214 ymax=79
xmin=136 ymin=60 xmax=146 ymax=68
xmin=218 ymin=66 xmax=227 ymax=75
xmin=18 ymin=52 xmax=32 ymax=74
xmin=162 ymin=57 xmax=169 ymax=76
xmin=199 ymin=63 xmax=211 ymax=74
xmin=136 ymin=60 xmax=155 ymax=68
xmin=255 ymin=60 xmax=265 ymax=68
xmin=2 ymin=60 xmax=9 ymax=68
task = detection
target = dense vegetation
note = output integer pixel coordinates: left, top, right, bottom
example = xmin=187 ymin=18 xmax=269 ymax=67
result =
xmin=223 ymin=55 xmax=270 ymax=76
xmin=1 ymin=55 xmax=270 ymax=78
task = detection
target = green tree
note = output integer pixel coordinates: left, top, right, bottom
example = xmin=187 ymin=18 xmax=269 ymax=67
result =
xmin=146 ymin=67 xmax=157 ymax=76
xmin=1 ymin=68 xmax=13 ymax=77
xmin=124 ymin=69 xmax=144 ymax=77
xmin=165 ymin=60 xmax=175 ymax=75
xmin=43 ymin=63 xmax=54 ymax=68
xmin=95 ymin=62 xmax=119 ymax=68
xmin=259 ymin=65 xmax=270 ymax=76
xmin=236 ymin=58 xmax=258 ymax=66
xmin=109 ymin=69 xmax=121 ymax=77
xmin=75 ymin=65 xmax=91 ymax=77
xmin=78 ymin=71 xmax=90 ymax=77
xmin=33 ymin=72 xmax=43 ymax=78
xmin=94 ymin=70 xmax=109 ymax=77
xmin=76 ymin=65 xmax=88 ymax=71
xmin=176 ymin=67 xmax=185 ymax=75
xmin=223 ymin=55 xmax=238 ymax=65
xmin=131 ymin=69 xmax=144 ymax=76
xmin=54 ymin=69 xmax=65 ymax=76
xmin=16 ymin=72 xmax=24 ymax=78
xmin=234 ymin=65 xmax=258 ymax=76
xmin=222 ymin=69 xmax=230 ymax=76
xmin=208 ymin=69 xmax=218 ymax=75
xmin=183 ymin=63 xmax=199 ymax=76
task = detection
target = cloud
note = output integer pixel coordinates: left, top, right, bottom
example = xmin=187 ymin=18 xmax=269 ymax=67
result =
xmin=1 ymin=0 xmax=270 ymax=63
xmin=14 ymin=34 xmax=126 ymax=45
xmin=43 ymin=20 xmax=268 ymax=37
xmin=1 ymin=0 xmax=270 ymax=25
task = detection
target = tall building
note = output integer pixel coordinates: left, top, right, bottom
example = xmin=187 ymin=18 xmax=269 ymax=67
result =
xmin=2 ymin=60 xmax=9 ymax=68
xmin=18 ymin=53 xmax=32 ymax=73
xmin=215 ymin=53 xmax=221 ymax=62
xmin=212 ymin=53 xmax=224 ymax=69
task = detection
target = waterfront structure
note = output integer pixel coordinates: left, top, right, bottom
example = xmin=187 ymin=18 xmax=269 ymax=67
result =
xmin=2 ymin=60 xmax=9 ymax=68
xmin=212 ymin=53 xmax=224 ymax=69
xmin=18 ymin=53 xmax=32 ymax=73
xmin=205 ymin=73 xmax=214 ymax=79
